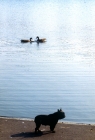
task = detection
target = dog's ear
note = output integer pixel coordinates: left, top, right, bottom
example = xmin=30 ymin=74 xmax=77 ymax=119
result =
xmin=60 ymin=108 xmax=62 ymax=112
xmin=58 ymin=109 xmax=60 ymax=112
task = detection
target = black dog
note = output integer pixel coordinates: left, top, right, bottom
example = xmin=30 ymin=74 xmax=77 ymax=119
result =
xmin=34 ymin=109 xmax=65 ymax=133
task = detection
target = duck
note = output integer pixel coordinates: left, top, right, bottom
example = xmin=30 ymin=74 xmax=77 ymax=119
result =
xmin=36 ymin=36 xmax=46 ymax=43
xmin=21 ymin=37 xmax=34 ymax=43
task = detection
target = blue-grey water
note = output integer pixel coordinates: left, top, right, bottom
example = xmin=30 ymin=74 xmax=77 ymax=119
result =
xmin=0 ymin=0 xmax=95 ymax=124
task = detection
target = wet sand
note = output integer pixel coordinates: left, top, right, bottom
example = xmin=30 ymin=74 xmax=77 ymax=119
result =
xmin=0 ymin=117 xmax=95 ymax=140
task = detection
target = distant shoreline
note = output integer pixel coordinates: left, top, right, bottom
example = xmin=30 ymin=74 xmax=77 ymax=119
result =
xmin=0 ymin=116 xmax=95 ymax=126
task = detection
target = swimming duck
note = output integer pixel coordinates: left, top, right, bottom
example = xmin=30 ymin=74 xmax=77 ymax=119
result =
xmin=36 ymin=36 xmax=46 ymax=43
xmin=21 ymin=38 xmax=34 ymax=43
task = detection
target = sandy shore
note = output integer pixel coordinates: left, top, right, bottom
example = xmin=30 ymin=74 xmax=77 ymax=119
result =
xmin=0 ymin=117 xmax=95 ymax=140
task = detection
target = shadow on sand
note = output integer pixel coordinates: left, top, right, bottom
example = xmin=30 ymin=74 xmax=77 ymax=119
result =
xmin=11 ymin=131 xmax=51 ymax=138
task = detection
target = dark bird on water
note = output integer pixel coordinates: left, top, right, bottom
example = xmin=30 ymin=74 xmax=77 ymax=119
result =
xmin=36 ymin=36 xmax=46 ymax=43
xmin=21 ymin=38 xmax=34 ymax=43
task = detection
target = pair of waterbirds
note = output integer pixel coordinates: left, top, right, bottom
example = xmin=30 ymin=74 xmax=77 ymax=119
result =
xmin=21 ymin=36 xmax=46 ymax=43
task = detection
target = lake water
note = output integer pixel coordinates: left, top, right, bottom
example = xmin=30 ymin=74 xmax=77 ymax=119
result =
xmin=0 ymin=0 xmax=95 ymax=124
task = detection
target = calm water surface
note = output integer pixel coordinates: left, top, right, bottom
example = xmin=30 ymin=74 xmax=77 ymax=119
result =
xmin=0 ymin=0 xmax=95 ymax=124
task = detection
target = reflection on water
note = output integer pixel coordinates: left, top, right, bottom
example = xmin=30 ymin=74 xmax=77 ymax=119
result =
xmin=0 ymin=0 xmax=95 ymax=124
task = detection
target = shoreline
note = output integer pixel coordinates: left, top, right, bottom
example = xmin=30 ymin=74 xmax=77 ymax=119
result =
xmin=0 ymin=116 xmax=95 ymax=126
xmin=1 ymin=117 xmax=95 ymax=140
